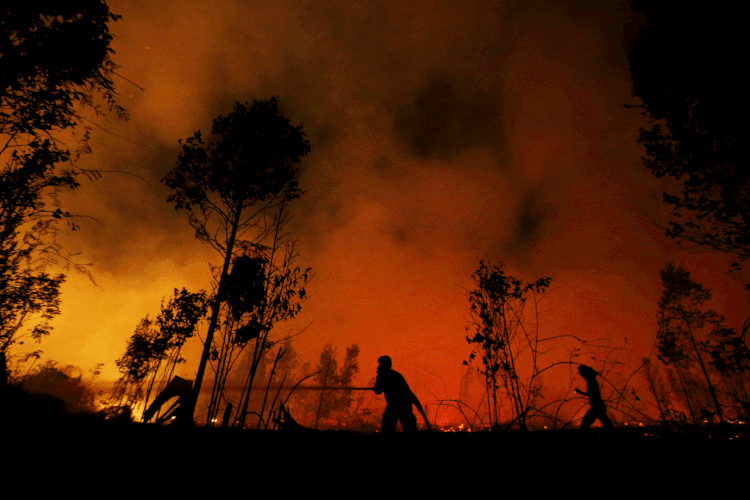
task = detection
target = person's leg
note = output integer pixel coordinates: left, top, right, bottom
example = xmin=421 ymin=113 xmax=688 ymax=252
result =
xmin=382 ymin=410 xmax=398 ymax=433
xmin=597 ymin=408 xmax=613 ymax=429
xmin=401 ymin=412 xmax=418 ymax=432
xmin=581 ymin=408 xmax=595 ymax=429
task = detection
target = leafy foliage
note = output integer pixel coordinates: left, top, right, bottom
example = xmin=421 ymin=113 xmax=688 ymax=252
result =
xmin=656 ymin=263 xmax=728 ymax=422
xmin=465 ymin=261 xmax=551 ymax=430
xmin=111 ymin=288 xmax=206 ymax=414
xmin=162 ymin=98 xmax=308 ymax=252
xmin=0 ymin=243 xmax=64 ymax=351
xmin=115 ymin=316 xmax=158 ymax=384
xmin=220 ymin=251 xmax=308 ymax=345
xmin=0 ymin=1 xmax=125 ymax=356
xmin=162 ymin=98 xmax=311 ymax=423
xmin=707 ymin=321 xmax=750 ymax=419
xmin=210 ymin=219 xmax=311 ymax=428
xmin=225 ymin=254 xmax=267 ymax=324
xmin=1 ymin=0 xmax=126 ymax=135
xmin=628 ymin=3 xmax=750 ymax=275
xmin=155 ymin=287 xmax=209 ymax=352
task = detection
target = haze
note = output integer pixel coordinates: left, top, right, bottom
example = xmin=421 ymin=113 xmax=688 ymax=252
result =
xmin=34 ymin=0 xmax=748 ymax=411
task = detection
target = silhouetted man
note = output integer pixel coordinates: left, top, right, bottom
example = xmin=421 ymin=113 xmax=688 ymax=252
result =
xmin=374 ymin=356 xmax=431 ymax=433
xmin=574 ymin=364 xmax=613 ymax=429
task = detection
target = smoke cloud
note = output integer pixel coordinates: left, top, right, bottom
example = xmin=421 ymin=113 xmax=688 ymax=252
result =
xmin=28 ymin=0 xmax=747 ymax=413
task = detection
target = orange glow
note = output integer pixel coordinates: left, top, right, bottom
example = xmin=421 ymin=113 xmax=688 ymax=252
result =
xmin=9 ymin=0 xmax=747 ymax=430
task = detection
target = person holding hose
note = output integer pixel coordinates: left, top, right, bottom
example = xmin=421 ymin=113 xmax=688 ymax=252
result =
xmin=374 ymin=355 xmax=432 ymax=433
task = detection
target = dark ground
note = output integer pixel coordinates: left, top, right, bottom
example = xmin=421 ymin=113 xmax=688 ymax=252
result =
xmin=2 ymin=387 xmax=746 ymax=496
xmin=6 ymin=421 xmax=746 ymax=496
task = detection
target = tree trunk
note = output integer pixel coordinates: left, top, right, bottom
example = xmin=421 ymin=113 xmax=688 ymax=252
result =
xmin=685 ymin=324 xmax=726 ymax=423
xmin=177 ymin=206 xmax=243 ymax=425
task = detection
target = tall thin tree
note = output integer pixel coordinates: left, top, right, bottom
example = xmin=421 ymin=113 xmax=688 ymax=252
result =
xmin=656 ymin=263 xmax=726 ymax=423
xmin=162 ymin=98 xmax=310 ymax=424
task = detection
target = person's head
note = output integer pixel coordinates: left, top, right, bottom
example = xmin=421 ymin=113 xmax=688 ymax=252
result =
xmin=577 ymin=364 xmax=597 ymax=380
xmin=378 ymin=355 xmax=392 ymax=370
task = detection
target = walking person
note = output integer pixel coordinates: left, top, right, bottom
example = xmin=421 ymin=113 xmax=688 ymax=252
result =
xmin=574 ymin=364 xmax=613 ymax=429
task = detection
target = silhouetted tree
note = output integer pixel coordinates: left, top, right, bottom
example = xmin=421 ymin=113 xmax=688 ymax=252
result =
xmin=706 ymin=320 xmax=750 ymax=420
xmin=312 ymin=343 xmax=360 ymax=428
xmin=204 ymin=253 xmax=268 ymax=426
xmin=21 ymin=360 xmax=98 ymax=413
xmin=162 ymin=98 xmax=310 ymax=423
xmin=114 ymin=317 xmax=157 ymax=399
xmin=642 ymin=357 xmax=670 ymax=421
xmin=232 ymin=224 xmax=310 ymax=428
xmin=0 ymin=264 xmax=63 ymax=354
xmin=1 ymin=1 xmax=125 ymax=363
xmin=461 ymin=264 xmax=640 ymax=430
xmin=628 ymin=3 xmax=750 ymax=277
xmin=465 ymin=261 xmax=551 ymax=430
xmin=1 ymin=1 xmax=126 ymax=136
xmin=198 ymin=198 xmax=310 ymax=428
xmin=253 ymin=342 xmax=302 ymax=429
xmin=111 ymin=288 xmax=206 ymax=417
xmin=656 ymin=263 xmax=726 ymax=423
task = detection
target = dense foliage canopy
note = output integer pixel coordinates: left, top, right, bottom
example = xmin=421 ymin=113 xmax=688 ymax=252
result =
xmin=1 ymin=0 xmax=123 ymax=355
xmin=629 ymin=3 xmax=750 ymax=272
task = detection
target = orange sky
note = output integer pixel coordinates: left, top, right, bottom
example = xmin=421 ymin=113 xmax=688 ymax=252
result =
xmin=25 ymin=0 xmax=749 ymax=420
